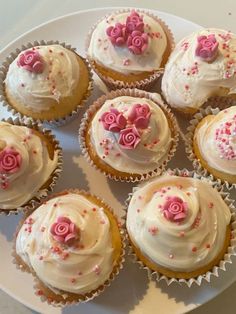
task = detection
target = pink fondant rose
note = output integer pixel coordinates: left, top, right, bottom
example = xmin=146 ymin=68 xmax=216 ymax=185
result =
xmin=0 ymin=147 xmax=22 ymax=174
xmin=106 ymin=23 xmax=127 ymax=46
xmin=127 ymin=31 xmax=148 ymax=55
xmin=128 ymin=104 xmax=151 ymax=128
xmin=50 ymin=216 xmax=79 ymax=245
xmin=195 ymin=34 xmax=219 ymax=62
xmin=126 ymin=10 xmax=144 ymax=34
xmin=101 ymin=108 xmax=127 ymax=132
xmin=17 ymin=50 xmax=44 ymax=73
xmin=163 ymin=196 xmax=188 ymax=222
xmin=118 ymin=126 xmax=141 ymax=149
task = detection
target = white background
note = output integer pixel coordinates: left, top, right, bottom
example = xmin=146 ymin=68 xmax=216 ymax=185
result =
xmin=0 ymin=0 xmax=236 ymax=313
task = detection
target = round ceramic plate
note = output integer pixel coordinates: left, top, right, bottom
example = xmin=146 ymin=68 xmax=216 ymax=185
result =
xmin=1 ymin=7 xmax=236 ymax=314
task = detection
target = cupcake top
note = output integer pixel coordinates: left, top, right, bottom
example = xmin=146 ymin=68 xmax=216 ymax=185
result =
xmin=194 ymin=106 xmax=236 ymax=175
xmin=90 ymin=95 xmax=173 ymax=174
xmin=0 ymin=122 xmax=58 ymax=210
xmin=16 ymin=192 xmax=115 ymax=295
xmin=161 ymin=28 xmax=236 ymax=110
xmin=88 ymin=10 xmax=168 ymax=75
xmin=5 ymin=45 xmax=80 ymax=112
xmin=127 ymin=174 xmax=231 ymax=272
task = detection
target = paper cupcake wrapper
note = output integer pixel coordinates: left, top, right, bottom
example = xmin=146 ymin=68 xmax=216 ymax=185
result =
xmin=0 ymin=117 xmax=63 ymax=216
xmin=79 ymin=88 xmax=179 ymax=182
xmin=185 ymin=100 xmax=236 ymax=190
xmin=12 ymin=189 xmax=126 ymax=306
xmin=125 ymin=168 xmax=236 ymax=287
xmin=86 ymin=8 xmax=175 ymax=91
xmin=0 ymin=40 xmax=93 ymax=127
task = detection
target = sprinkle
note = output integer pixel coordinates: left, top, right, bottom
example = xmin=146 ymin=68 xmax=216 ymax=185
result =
xmin=53 ymin=203 xmax=57 ymax=207
xmin=39 ymin=256 xmax=43 ymax=261
xmin=137 ymin=208 xmax=140 ymax=213
xmin=78 ymin=271 xmax=83 ymax=275
xmin=40 ymin=227 xmax=45 ymax=232
xmin=123 ymin=58 xmax=131 ymax=66
xmin=100 ymin=219 xmax=105 ymax=224
xmin=192 ymin=246 xmax=197 ymax=252
xmin=36 ymin=290 xmax=44 ymax=296
xmin=21 ymin=83 xmax=25 ymax=87
xmin=71 ymin=278 xmax=76 ymax=283
xmin=49 ymin=49 xmax=53 ymax=53
xmin=179 ymin=231 xmax=185 ymax=237
xmin=148 ymin=226 xmax=158 ymax=236
xmin=92 ymin=207 xmax=96 ymax=211
xmin=206 ymin=244 xmax=211 ymax=249
xmin=185 ymin=84 xmax=189 ymax=90
xmin=169 ymin=254 xmax=174 ymax=259
xmin=93 ymin=265 xmax=101 ymax=275
xmin=62 ymin=252 xmax=69 ymax=260
xmin=208 ymin=202 xmax=214 ymax=208
xmin=83 ymin=209 xmax=87 ymax=214
xmin=60 ymin=52 xmax=64 ymax=56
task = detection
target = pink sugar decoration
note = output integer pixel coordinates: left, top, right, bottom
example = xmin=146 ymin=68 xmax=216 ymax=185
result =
xmin=195 ymin=34 xmax=219 ymax=62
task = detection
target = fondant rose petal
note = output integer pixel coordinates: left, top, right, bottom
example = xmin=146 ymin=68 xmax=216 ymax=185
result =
xmin=174 ymin=212 xmax=187 ymax=221
xmin=65 ymin=233 xmax=76 ymax=244
xmin=134 ymin=116 xmax=149 ymax=128
xmin=57 ymin=216 xmax=71 ymax=224
xmin=69 ymin=223 xmax=76 ymax=233
xmin=109 ymin=123 xmax=121 ymax=132
xmin=53 ymin=235 xmax=65 ymax=243
xmin=116 ymin=113 xmax=127 ymax=128
xmin=33 ymin=61 xmax=44 ymax=73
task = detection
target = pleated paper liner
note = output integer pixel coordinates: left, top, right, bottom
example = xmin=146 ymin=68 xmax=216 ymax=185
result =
xmin=0 ymin=40 xmax=93 ymax=127
xmin=79 ymin=88 xmax=180 ymax=182
xmin=185 ymin=98 xmax=236 ymax=190
xmin=86 ymin=8 xmax=175 ymax=91
xmin=0 ymin=117 xmax=63 ymax=215
xmin=12 ymin=189 xmax=126 ymax=306
xmin=125 ymin=168 xmax=236 ymax=287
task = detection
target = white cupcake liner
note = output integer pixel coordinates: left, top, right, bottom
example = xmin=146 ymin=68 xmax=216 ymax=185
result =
xmin=79 ymin=88 xmax=180 ymax=182
xmin=12 ymin=189 xmax=126 ymax=306
xmin=0 ymin=117 xmax=63 ymax=215
xmin=125 ymin=168 xmax=236 ymax=287
xmin=86 ymin=8 xmax=175 ymax=91
xmin=0 ymin=40 xmax=93 ymax=127
xmin=185 ymin=101 xmax=236 ymax=190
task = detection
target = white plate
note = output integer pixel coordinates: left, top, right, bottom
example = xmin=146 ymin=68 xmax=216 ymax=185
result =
xmin=0 ymin=7 xmax=236 ymax=314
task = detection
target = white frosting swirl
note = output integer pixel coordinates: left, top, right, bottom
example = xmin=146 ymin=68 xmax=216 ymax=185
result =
xmin=90 ymin=95 xmax=172 ymax=174
xmin=16 ymin=193 xmax=114 ymax=295
xmin=162 ymin=28 xmax=236 ymax=110
xmin=5 ymin=45 xmax=80 ymax=112
xmin=0 ymin=122 xmax=58 ymax=210
xmin=88 ymin=11 xmax=167 ymax=74
xmin=127 ymin=174 xmax=231 ymax=272
xmin=195 ymin=106 xmax=236 ymax=175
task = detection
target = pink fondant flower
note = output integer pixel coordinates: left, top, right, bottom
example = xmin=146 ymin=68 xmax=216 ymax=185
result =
xmin=50 ymin=216 xmax=79 ymax=245
xmin=128 ymin=104 xmax=151 ymax=128
xmin=106 ymin=23 xmax=127 ymax=46
xmin=0 ymin=147 xmax=22 ymax=174
xmin=126 ymin=10 xmax=144 ymax=34
xmin=101 ymin=108 xmax=127 ymax=132
xmin=17 ymin=50 xmax=44 ymax=73
xmin=118 ymin=126 xmax=141 ymax=149
xmin=163 ymin=196 xmax=188 ymax=222
xmin=195 ymin=34 xmax=219 ymax=62
xmin=127 ymin=31 xmax=148 ymax=55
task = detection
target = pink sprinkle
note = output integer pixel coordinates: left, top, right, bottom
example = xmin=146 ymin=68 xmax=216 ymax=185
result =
xmin=148 ymin=226 xmax=158 ymax=236
xmin=40 ymin=227 xmax=45 ymax=232
xmin=137 ymin=209 xmax=140 ymax=213
xmin=192 ymin=246 xmax=197 ymax=252
xmin=116 ymin=153 xmax=121 ymax=157
xmin=49 ymin=49 xmax=53 ymax=53
xmin=185 ymin=85 xmax=189 ymax=90
xmin=93 ymin=265 xmax=101 ymax=275
xmin=71 ymin=278 xmax=76 ymax=283
xmin=36 ymin=290 xmax=44 ymax=296
xmin=208 ymin=202 xmax=214 ymax=208
xmin=39 ymin=256 xmax=43 ymax=261
xmin=21 ymin=83 xmax=25 ymax=87
xmin=179 ymin=231 xmax=185 ymax=237
xmin=100 ymin=219 xmax=105 ymax=224
xmin=123 ymin=58 xmax=131 ymax=66
xmin=60 ymin=52 xmax=64 ymax=56
xmin=206 ymin=244 xmax=211 ymax=249
xmin=78 ymin=271 xmax=83 ymax=275
xmin=92 ymin=207 xmax=96 ymax=211
xmin=83 ymin=209 xmax=87 ymax=214
xmin=62 ymin=252 xmax=69 ymax=260
xmin=169 ymin=254 xmax=174 ymax=259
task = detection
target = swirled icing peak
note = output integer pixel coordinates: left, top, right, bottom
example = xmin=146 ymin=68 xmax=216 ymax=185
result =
xmin=126 ymin=174 xmax=231 ymax=272
xmin=91 ymin=95 xmax=172 ymax=173
xmin=0 ymin=122 xmax=58 ymax=210
xmin=16 ymin=193 xmax=115 ymax=295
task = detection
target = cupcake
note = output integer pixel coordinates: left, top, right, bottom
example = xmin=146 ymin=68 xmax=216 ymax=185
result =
xmin=87 ymin=9 xmax=174 ymax=90
xmin=126 ymin=171 xmax=234 ymax=282
xmin=189 ymin=106 xmax=236 ymax=185
xmin=79 ymin=89 xmax=179 ymax=182
xmin=0 ymin=118 xmax=61 ymax=215
xmin=0 ymin=41 xmax=92 ymax=124
xmin=161 ymin=29 xmax=236 ymax=114
xmin=14 ymin=190 xmax=124 ymax=305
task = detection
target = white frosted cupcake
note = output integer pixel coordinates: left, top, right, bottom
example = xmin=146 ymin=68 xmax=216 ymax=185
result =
xmin=0 ymin=42 xmax=92 ymax=124
xmin=126 ymin=172 xmax=233 ymax=281
xmin=79 ymin=89 xmax=178 ymax=181
xmin=87 ymin=9 xmax=174 ymax=89
xmin=188 ymin=106 xmax=236 ymax=185
xmin=161 ymin=28 xmax=236 ymax=114
xmin=14 ymin=190 xmax=124 ymax=305
xmin=0 ymin=119 xmax=61 ymax=215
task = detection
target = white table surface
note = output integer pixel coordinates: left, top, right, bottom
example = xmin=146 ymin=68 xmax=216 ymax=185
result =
xmin=0 ymin=0 xmax=236 ymax=313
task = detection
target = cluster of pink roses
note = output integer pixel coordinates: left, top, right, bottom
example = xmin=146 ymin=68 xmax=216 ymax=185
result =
xmin=106 ymin=11 xmax=148 ymax=55
xmin=100 ymin=104 xmax=151 ymax=149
